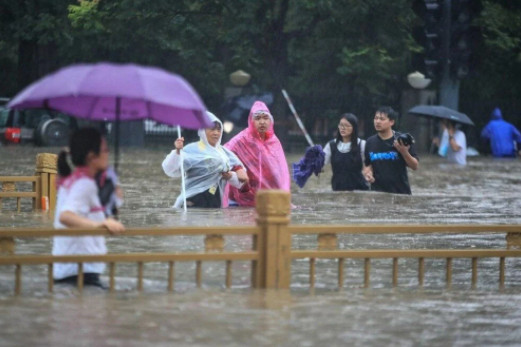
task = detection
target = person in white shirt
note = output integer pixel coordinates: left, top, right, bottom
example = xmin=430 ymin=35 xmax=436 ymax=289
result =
xmin=162 ymin=111 xmax=248 ymax=208
xmin=443 ymin=119 xmax=467 ymax=166
xmin=54 ymin=127 xmax=124 ymax=288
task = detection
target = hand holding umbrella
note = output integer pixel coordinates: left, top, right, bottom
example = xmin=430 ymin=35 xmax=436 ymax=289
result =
xmin=175 ymin=129 xmax=187 ymax=212
xmin=173 ymin=136 xmax=184 ymax=154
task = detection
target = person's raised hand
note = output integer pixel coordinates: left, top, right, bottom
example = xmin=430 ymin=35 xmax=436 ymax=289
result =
xmin=174 ymin=137 xmax=184 ymax=154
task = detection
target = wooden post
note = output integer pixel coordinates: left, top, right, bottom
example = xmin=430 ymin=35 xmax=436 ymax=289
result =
xmin=137 ymin=262 xmax=144 ymax=291
xmin=196 ymin=261 xmax=202 ymax=288
xmin=33 ymin=176 xmax=41 ymax=210
xmin=254 ymin=190 xmax=291 ymax=289
xmin=109 ymin=262 xmax=116 ymax=292
xmin=418 ymin=257 xmax=425 ymax=288
xmin=15 ymin=264 xmax=22 ymax=295
xmin=35 ymin=153 xmax=57 ymax=214
xmin=48 ymin=263 xmax=54 ymax=293
xmin=167 ymin=261 xmax=175 ymax=292
xmin=226 ymin=260 xmax=232 ymax=289
xmin=309 ymin=258 xmax=316 ymax=289
xmin=446 ymin=257 xmax=453 ymax=289
xmin=364 ymin=258 xmax=371 ymax=288
xmin=338 ymin=258 xmax=344 ymax=289
xmin=392 ymin=258 xmax=399 ymax=288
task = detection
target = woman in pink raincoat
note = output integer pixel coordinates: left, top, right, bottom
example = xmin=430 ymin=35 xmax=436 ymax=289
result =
xmin=224 ymin=101 xmax=290 ymax=206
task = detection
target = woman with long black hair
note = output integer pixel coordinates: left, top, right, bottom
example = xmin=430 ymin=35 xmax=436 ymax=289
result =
xmin=323 ymin=113 xmax=368 ymax=191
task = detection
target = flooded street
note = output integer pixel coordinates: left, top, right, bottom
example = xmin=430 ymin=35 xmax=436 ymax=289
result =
xmin=1 ymin=144 xmax=521 ymax=346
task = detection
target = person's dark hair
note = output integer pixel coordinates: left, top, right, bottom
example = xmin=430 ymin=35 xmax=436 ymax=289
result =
xmin=57 ymin=127 xmax=103 ymax=177
xmin=442 ymin=119 xmax=460 ymax=130
xmin=210 ymin=121 xmax=222 ymax=130
xmin=377 ymin=106 xmax=398 ymax=121
xmin=336 ymin=113 xmax=360 ymax=152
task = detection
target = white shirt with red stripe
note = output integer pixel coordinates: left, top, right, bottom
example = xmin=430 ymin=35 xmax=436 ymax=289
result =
xmin=52 ymin=168 xmax=107 ymax=280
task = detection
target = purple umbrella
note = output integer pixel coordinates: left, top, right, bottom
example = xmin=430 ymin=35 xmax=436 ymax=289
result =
xmin=7 ymin=62 xmax=212 ymax=171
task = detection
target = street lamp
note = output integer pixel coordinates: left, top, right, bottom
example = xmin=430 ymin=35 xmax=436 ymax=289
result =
xmin=223 ymin=121 xmax=234 ymax=134
xmin=229 ymin=70 xmax=251 ymax=87
xmin=402 ymin=71 xmax=436 ymax=153
xmin=407 ymin=71 xmax=432 ymax=89
xmin=225 ymin=70 xmax=250 ymax=99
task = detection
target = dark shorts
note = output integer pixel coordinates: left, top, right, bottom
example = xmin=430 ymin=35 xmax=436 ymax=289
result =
xmin=186 ymin=186 xmax=221 ymax=208
xmin=54 ymin=273 xmax=106 ymax=289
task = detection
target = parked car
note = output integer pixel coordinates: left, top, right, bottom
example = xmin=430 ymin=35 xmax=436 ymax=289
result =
xmin=0 ymin=107 xmax=79 ymax=146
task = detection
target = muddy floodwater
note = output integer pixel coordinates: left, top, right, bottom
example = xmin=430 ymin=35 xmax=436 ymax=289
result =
xmin=1 ymin=145 xmax=521 ymax=346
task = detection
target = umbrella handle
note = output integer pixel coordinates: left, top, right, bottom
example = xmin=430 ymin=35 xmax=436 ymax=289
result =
xmin=177 ymin=126 xmax=187 ymax=212
xmin=282 ymin=89 xmax=314 ymax=147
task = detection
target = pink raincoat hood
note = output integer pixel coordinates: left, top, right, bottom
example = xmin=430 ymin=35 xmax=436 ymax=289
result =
xmin=224 ymin=101 xmax=290 ymax=206
xmin=247 ymin=101 xmax=275 ymax=139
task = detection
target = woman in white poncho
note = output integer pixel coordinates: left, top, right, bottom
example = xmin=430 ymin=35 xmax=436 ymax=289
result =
xmin=162 ymin=112 xmax=248 ymax=208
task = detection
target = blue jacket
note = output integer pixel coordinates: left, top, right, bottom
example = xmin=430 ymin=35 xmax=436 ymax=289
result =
xmin=481 ymin=108 xmax=521 ymax=157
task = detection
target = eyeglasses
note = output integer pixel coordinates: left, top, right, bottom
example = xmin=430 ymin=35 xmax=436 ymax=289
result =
xmin=338 ymin=124 xmax=352 ymax=129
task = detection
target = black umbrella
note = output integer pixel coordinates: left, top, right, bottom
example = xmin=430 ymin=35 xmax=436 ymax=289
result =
xmin=408 ymin=105 xmax=475 ymax=126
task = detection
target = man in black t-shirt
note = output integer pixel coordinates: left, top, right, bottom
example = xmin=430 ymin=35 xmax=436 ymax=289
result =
xmin=363 ymin=106 xmax=419 ymax=195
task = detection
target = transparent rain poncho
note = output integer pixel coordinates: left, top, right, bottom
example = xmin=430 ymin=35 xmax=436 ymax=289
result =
xmin=162 ymin=112 xmax=244 ymax=208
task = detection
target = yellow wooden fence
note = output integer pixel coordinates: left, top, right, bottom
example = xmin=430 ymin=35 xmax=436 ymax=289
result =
xmin=0 ymin=153 xmax=57 ymax=213
xmin=1 ymin=190 xmax=521 ymax=295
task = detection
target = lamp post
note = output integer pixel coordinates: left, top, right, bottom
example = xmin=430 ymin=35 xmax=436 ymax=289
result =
xmin=225 ymin=70 xmax=251 ymax=99
xmin=229 ymin=70 xmax=251 ymax=87
xmin=407 ymin=71 xmax=432 ymax=90
xmin=401 ymin=71 xmax=437 ymax=153
xmin=222 ymin=70 xmax=251 ymax=140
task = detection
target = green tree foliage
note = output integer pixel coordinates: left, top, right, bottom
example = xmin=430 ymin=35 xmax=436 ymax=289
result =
xmin=1 ymin=0 xmax=520 ymax=136
xmin=460 ymin=0 xmax=521 ymax=130
xmin=287 ymin=0 xmax=416 ymax=123
xmin=66 ymin=0 xmax=228 ymax=106
xmin=0 ymin=0 xmax=74 ymax=93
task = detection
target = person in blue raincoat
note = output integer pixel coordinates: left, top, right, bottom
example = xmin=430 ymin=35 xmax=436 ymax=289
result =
xmin=481 ymin=107 xmax=521 ymax=158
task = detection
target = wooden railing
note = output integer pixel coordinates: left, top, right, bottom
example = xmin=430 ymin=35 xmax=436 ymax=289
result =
xmin=0 ymin=176 xmax=40 ymax=212
xmin=0 ymin=153 xmax=57 ymax=213
xmin=1 ymin=190 xmax=521 ymax=295
xmin=0 ymin=226 xmax=262 ymax=295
